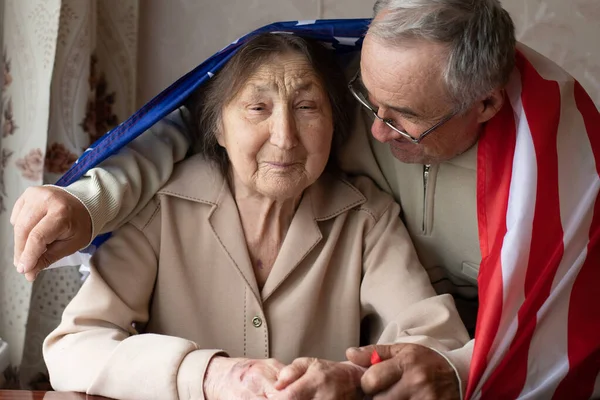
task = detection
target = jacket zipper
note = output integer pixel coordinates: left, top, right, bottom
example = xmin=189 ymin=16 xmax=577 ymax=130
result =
xmin=422 ymin=164 xmax=431 ymax=234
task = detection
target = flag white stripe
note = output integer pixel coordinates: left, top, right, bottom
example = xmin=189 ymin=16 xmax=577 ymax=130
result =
xmin=519 ymin=50 xmax=600 ymax=399
xmin=472 ymin=68 xmax=536 ymax=398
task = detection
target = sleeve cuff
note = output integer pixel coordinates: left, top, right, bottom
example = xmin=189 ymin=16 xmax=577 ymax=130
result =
xmin=177 ymin=349 xmax=227 ymax=400
xmin=48 ymin=172 xmax=122 ymax=247
xmin=47 ymin=183 xmax=98 ymax=249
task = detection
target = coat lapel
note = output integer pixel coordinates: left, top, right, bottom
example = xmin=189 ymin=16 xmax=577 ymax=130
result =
xmin=261 ymin=194 xmax=322 ymax=301
xmin=158 ymin=156 xmax=366 ymax=304
xmin=261 ymin=173 xmax=366 ymax=301
xmin=209 ymin=183 xmax=262 ymax=301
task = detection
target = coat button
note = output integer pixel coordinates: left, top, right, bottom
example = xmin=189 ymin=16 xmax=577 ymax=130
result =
xmin=252 ymin=316 xmax=263 ymax=328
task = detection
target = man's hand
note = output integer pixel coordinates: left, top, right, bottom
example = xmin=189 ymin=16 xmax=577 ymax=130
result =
xmin=203 ymin=357 xmax=285 ymax=400
xmin=270 ymin=357 xmax=365 ymax=400
xmin=346 ymin=343 xmax=460 ymax=400
xmin=10 ymin=186 xmax=92 ymax=281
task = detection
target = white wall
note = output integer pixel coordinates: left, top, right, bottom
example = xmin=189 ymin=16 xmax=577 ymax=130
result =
xmin=136 ymin=0 xmax=600 ymax=108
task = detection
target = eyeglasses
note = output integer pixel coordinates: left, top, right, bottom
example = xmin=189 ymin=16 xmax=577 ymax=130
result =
xmin=348 ymin=71 xmax=456 ymax=144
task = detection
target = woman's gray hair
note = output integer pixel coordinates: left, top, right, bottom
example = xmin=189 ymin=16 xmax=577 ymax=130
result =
xmin=186 ymin=33 xmax=351 ymax=176
xmin=370 ymin=0 xmax=516 ymax=112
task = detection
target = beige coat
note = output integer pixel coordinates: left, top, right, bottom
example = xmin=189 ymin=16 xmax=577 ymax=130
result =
xmin=45 ymin=155 xmax=470 ymax=400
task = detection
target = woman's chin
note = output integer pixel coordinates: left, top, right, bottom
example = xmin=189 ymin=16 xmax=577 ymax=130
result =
xmin=256 ymin=177 xmax=309 ymax=201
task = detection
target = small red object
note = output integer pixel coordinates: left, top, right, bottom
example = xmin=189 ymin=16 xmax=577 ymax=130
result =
xmin=370 ymin=350 xmax=382 ymax=365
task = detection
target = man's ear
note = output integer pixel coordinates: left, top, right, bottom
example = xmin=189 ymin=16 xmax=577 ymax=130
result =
xmin=477 ymin=88 xmax=504 ymax=124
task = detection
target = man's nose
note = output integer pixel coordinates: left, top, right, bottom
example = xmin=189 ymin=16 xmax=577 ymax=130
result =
xmin=270 ymin=109 xmax=299 ymax=149
xmin=370 ymin=118 xmax=400 ymax=143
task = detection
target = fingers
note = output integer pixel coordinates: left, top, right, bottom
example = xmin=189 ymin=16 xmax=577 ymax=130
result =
xmin=24 ymin=270 xmax=39 ymax=282
xmin=12 ymin=186 xmax=93 ymax=276
xmin=274 ymin=358 xmax=313 ymax=390
xmin=17 ymin=215 xmax=68 ymax=274
xmin=10 ymin=194 xmax=24 ymax=226
xmin=271 ymin=359 xmax=365 ymax=400
xmin=265 ymin=358 xmax=286 ymax=372
xmin=346 ymin=346 xmax=374 ymax=367
xmin=346 ymin=344 xmax=398 ymax=367
xmin=372 ymin=379 xmax=412 ymax=400
xmin=13 ymin=204 xmax=48 ymax=269
xmin=21 ymin=239 xmax=76 ymax=282
xmin=271 ymin=378 xmax=315 ymax=400
xmin=260 ymin=358 xmax=287 ymax=396
xmin=361 ymin=358 xmax=404 ymax=395
xmin=372 ymin=374 xmax=452 ymax=400
xmin=358 ymin=344 xmax=461 ymax=400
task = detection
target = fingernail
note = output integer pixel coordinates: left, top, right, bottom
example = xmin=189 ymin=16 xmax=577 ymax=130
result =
xmin=17 ymin=263 xmax=24 ymax=274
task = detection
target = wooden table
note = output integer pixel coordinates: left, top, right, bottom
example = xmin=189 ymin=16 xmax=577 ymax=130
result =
xmin=0 ymin=391 xmax=111 ymax=400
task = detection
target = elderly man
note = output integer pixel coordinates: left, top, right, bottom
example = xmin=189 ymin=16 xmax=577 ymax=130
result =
xmin=11 ymin=0 xmax=600 ymax=399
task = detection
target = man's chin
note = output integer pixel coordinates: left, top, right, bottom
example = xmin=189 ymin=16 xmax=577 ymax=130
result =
xmin=389 ymin=142 xmax=428 ymax=164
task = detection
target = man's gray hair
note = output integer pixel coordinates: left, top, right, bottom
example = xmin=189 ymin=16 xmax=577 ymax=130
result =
xmin=370 ymin=0 xmax=516 ymax=111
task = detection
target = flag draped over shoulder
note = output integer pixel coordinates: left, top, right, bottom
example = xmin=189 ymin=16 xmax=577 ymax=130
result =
xmin=55 ymin=19 xmax=600 ymax=400
xmin=468 ymin=45 xmax=600 ymax=399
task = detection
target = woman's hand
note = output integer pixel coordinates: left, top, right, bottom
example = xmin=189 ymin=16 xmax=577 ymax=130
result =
xmin=270 ymin=357 xmax=366 ymax=400
xmin=203 ymin=356 xmax=285 ymax=400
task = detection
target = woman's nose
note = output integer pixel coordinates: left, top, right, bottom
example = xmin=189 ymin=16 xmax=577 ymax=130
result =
xmin=270 ymin=110 xmax=298 ymax=149
xmin=370 ymin=118 xmax=399 ymax=143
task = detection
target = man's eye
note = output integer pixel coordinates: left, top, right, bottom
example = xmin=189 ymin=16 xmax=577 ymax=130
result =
xmin=384 ymin=118 xmax=399 ymax=128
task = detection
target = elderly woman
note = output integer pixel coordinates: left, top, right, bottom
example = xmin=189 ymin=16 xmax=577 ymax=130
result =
xmin=43 ymin=33 xmax=468 ymax=400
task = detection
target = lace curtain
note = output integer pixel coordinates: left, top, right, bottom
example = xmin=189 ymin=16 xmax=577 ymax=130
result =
xmin=0 ymin=0 xmax=138 ymax=388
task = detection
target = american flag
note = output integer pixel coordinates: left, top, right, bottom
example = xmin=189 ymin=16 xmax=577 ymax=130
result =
xmin=55 ymin=19 xmax=600 ymax=399
xmin=469 ymin=44 xmax=600 ymax=399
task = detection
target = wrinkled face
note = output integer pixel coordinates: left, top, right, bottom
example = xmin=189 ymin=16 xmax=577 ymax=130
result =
xmin=360 ymin=33 xmax=483 ymax=164
xmin=218 ymin=52 xmax=334 ymax=200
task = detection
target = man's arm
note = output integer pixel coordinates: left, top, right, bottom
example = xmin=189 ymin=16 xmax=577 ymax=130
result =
xmin=11 ymin=108 xmax=191 ymax=280
xmin=59 ymin=108 xmax=192 ymax=237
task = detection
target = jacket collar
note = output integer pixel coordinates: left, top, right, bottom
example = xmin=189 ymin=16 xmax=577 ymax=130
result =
xmin=158 ymin=155 xmax=366 ymax=302
xmin=158 ymin=155 xmax=366 ymax=221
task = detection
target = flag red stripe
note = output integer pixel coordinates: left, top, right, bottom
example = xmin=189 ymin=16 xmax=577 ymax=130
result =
xmin=466 ymin=93 xmax=517 ymax=399
xmin=552 ymin=82 xmax=600 ymax=399
xmin=480 ymin=52 xmax=564 ymax=398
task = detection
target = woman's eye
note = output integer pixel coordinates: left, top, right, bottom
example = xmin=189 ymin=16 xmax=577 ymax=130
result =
xmin=248 ymin=104 xmax=266 ymax=111
xmin=296 ymin=102 xmax=316 ymax=110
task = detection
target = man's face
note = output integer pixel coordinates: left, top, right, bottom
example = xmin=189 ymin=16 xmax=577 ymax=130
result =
xmin=359 ymin=33 xmax=483 ymax=164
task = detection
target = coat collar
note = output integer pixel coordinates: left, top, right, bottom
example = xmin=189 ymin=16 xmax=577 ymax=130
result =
xmin=158 ymin=155 xmax=366 ymax=301
xmin=158 ymin=155 xmax=366 ymax=221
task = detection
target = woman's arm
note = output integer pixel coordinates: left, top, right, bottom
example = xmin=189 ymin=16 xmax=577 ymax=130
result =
xmin=43 ymin=209 xmax=223 ymax=400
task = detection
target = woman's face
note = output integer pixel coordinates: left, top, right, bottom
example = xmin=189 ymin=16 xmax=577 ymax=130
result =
xmin=218 ymin=52 xmax=334 ymax=200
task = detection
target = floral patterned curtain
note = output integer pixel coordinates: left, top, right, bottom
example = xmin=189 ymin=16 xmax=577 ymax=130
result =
xmin=0 ymin=0 xmax=138 ymax=388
